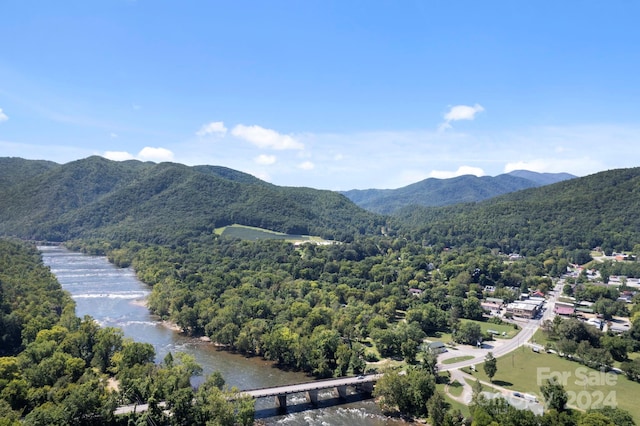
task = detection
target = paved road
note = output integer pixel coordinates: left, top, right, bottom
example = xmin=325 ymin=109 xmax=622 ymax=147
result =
xmin=438 ymin=282 xmax=562 ymax=372
xmin=437 ymin=283 xmax=567 ymax=415
xmin=446 ymin=367 xmax=543 ymax=414
xmin=438 ymin=319 xmax=539 ymax=372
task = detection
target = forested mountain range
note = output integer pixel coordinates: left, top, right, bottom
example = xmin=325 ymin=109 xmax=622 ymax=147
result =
xmin=397 ymin=167 xmax=640 ymax=255
xmin=342 ymin=170 xmax=574 ymax=214
xmin=2 ymin=156 xmax=639 ymax=256
xmin=0 ymin=156 xmax=384 ymax=243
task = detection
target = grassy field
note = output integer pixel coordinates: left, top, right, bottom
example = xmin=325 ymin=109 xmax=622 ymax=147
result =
xmin=532 ymin=329 xmax=554 ymax=347
xmin=443 ymin=356 xmax=475 ymax=365
xmin=463 ymin=318 xmax=520 ymax=339
xmin=436 ymin=381 xmax=471 ymax=417
xmin=426 ymin=319 xmax=520 ymax=343
xmin=469 ymin=346 xmax=640 ymax=420
xmin=426 ymin=330 xmax=454 ymax=343
xmin=448 ymin=380 xmax=465 ymax=397
xmin=214 ymin=224 xmax=332 ymax=243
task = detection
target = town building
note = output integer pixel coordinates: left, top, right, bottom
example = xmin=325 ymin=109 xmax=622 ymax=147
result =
xmin=505 ymin=301 xmax=539 ymax=318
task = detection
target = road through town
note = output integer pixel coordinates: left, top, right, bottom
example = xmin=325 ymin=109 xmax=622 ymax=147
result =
xmin=438 ymin=281 xmax=562 ymax=372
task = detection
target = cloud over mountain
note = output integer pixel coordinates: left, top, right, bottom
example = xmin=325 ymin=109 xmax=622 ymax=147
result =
xmin=232 ymin=124 xmax=303 ymax=150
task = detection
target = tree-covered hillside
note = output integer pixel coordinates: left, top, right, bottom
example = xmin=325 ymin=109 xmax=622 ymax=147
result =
xmin=342 ymin=171 xmax=574 ymax=214
xmin=396 ymin=167 xmax=640 ymax=255
xmin=0 ymin=157 xmax=58 ymax=188
xmin=0 ymin=157 xmax=385 ymax=243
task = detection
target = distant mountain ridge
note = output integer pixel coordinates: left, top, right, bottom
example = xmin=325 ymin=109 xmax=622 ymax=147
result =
xmin=0 ymin=156 xmax=383 ymax=243
xmin=506 ymin=170 xmax=575 ymax=186
xmin=341 ymin=170 xmax=575 ymax=214
xmin=394 ymin=167 xmax=640 ymax=255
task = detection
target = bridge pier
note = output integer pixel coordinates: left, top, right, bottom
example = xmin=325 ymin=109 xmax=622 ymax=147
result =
xmin=275 ymin=394 xmax=287 ymax=411
xmin=306 ymin=389 xmax=318 ymax=406
xmin=358 ymin=381 xmax=375 ymax=394
xmin=335 ymin=385 xmax=347 ymax=399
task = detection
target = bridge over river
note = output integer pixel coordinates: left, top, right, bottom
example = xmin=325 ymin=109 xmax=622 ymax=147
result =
xmin=115 ymin=373 xmax=380 ymax=416
xmin=238 ymin=373 xmax=380 ymax=410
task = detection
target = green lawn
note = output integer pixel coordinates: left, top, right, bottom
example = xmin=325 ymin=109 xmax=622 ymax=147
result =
xmin=532 ymin=329 xmax=553 ymax=347
xmin=214 ymin=224 xmax=331 ymax=243
xmin=469 ymin=346 xmax=640 ymax=420
xmin=427 ymin=319 xmax=520 ymax=343
xmin=362 ymin=338 xmax=406 ymax=372
xmin=436 ymin=381 xmax=471 ymax=418
xmin=461 ymin=318 xmax=520 ymax=339
xmin=443 ymin=355 xmax=475 ymax=365
xmin=426 ymin=330 xmax=454 ymax=343
xmin=447 ymin=380 xmax=465 ymax=397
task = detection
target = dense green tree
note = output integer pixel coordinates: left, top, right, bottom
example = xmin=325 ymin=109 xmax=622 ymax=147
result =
xmin=540 ymin=378 xmax=568 ymax=412
xmin=453 ymin=322 xmax=483 ymax=346
xmin=621 ymin=358 xmax=640 ymax=381
xmin=463 ymin=296 xmax=485 ymax=321
xmin=92 ymin=326 xmax=124 ymax=373
xmin=421 ymin=347 xmax=439 ymax=377
xmin=601 ymin=334 xmax=629 ymax=362
xmin=578 ymin=412 xmax=615 ymax=426
xmin=483 ymin=352 xmax=497 ymax=382
xmin=427 ymin=390 xmax=449 ymax=426
xmin=374 ymin=367 xmax=435 ymax=418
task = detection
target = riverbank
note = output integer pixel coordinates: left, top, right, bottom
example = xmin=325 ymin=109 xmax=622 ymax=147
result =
xmin=131 ymin=297 xmax=213 ymax=339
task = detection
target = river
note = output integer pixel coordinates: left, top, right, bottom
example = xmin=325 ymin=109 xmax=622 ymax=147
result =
xmin=39 ymin=245 xmax=405 ymax=425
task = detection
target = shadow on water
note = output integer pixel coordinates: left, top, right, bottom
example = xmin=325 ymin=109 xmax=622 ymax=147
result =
xmin=254 ymin=392 xmax=374 ymax=419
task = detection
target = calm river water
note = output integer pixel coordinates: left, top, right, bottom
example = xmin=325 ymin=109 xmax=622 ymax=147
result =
xmin=40 ymin=245 xmax=404 ymax=425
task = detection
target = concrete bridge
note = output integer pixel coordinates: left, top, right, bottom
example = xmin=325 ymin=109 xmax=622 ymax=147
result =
xmin=115 ymin=373 xmax=380 ymax=416
xmin=238 ymin=373 xmax=380 ymax=411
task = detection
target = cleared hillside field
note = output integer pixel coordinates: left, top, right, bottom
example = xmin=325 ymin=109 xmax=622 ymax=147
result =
xmin=215 ymin=224 xmax=329 ymax=243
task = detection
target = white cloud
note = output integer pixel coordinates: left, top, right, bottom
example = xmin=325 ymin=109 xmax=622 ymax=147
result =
xmin=231 ymin=124 xmax=303 ymax=150
xmin=110 ymin=133 xmax=118 ymax=138
xmin=254 ymin=154 xmax=277 ymax=165
xmin=440 ymin=104 xmax=484 ymax=131
xmin=297 ymin=161 xmax=315 ymax=170
xmin=95 ymin=122 xmax=640 ymax=190
xmin=197 ymin=121 xmax=227 ymax=137
xmin=250 ymin=170 xmax=271 ymax=182
xmin=138 ymin=147 xmax=175 ymax=162
xmin=445 ymin=104 xmax=485 ymax=121
xmin=430 ymin=166 xmax=486 ymax=179
xmin=0 ymin=108 xmax=8 ymax=122
xmin=103 ymin=151 xmax=135 ymax=161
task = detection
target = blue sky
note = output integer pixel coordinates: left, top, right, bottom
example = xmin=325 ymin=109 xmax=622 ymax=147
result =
xmin=1 ymin=1 xmax=639 ymax=190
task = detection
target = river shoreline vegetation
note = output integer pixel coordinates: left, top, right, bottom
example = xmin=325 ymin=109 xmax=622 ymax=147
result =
xmin=0 ymin=239 xmax=254 ymax=425
xmin=2 ymin=157 xmax=640 ymax=424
